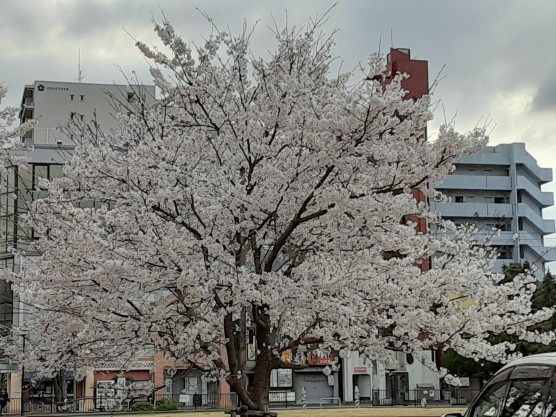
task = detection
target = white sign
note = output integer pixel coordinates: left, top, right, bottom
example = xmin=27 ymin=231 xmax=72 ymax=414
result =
xmin=187 ymin=378 xmax=198 ymax=392
xmin=164 ymin=378 xmax=172 ymax=394
xmin=269 ymin=392 xmax=296 ymax=402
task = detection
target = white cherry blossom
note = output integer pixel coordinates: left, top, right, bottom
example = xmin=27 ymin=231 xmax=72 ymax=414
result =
xmin=1 ymin=17 xmax=551 ymax=411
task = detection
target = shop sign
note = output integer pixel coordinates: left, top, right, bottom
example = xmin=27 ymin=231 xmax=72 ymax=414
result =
xmin=354 ymin=367 xmax=367 ymax=373
xmin=36 ymin=84 xmax=69 ymax=92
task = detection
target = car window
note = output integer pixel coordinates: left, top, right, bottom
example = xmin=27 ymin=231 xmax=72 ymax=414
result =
xmin=501 ymin=379 xmax=546 ymax=417
xmin=541 ymin=370 xmax=556 ymax=417
xmin=471 ymin=381 xmax=510 ymax=417
xmin=510 ymin=366 xmax=553 ymax=380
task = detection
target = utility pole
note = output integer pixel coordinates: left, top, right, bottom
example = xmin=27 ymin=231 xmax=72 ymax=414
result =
xmin=20 ymin=335 xmax=25 ymax=416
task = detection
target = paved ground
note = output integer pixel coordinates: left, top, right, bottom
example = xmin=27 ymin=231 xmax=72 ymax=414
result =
xmin=22 ymin=406 xmax=467 ymax=417
xmin=276 ymin=408 xmax=466 ymax=417
xmin=148 ymin=407 xmax=467 ymax=417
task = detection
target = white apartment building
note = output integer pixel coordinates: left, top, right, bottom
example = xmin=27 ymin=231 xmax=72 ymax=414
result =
xmin=340 ymin=143 xmax=556 ymax=406
xmin=430 ymin=143 xmax=556 ymax=278
xmin=19 ymin=80 xmax=155 ymax=146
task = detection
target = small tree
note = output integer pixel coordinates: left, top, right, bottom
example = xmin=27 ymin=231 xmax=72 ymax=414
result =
xmin=4 ymin=16 xmax=554 ymax=411
xmin=442 ymin=263 xmax=556 ymax=381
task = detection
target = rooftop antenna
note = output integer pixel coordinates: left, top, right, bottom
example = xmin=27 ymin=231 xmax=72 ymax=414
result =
xmin=390 ymin=28 xmax=394 ymax=49
xmin=77 ymin=48 xmax=85 ymax=83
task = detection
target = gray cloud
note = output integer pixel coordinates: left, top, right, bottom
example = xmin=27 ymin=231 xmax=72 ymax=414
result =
xmin=531 ymin=76 xmax=556 ymax=112
xmin=2 ymin=0 xmax=556 ymax=135
xmin=3 ymin=0 xmax=556 ymax=266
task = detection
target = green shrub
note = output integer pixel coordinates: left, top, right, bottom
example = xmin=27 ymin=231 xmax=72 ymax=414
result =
xmin=131 ymin=401 xmax=154 ymax=412
xmin=156 ymin=398 xmax=180 ymax=411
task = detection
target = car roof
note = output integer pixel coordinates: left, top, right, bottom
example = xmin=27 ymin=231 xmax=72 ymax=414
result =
xmin=498 ymin=352 xmax=556 ymax=373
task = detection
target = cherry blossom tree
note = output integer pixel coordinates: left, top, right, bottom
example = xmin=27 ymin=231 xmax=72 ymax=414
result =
xmin=4 ymin=16 xmax=554 ymax=411
xmin=0 ymin=83 xmax=30 ymax=168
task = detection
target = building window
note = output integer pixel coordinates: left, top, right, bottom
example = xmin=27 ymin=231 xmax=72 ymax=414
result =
xmin=70 ymin=94 xmax=74 ymax=101
xmin=32 ymin=165 xmax=48 ymax=191
xmin=498 ymin=247 xmax=513 ymax=259
xmin=80 ymin=95 xmax=84 ymax=101
xmin=455 ymin=196 xmax=464 ymax=203
xmin=70 ymin=112 xmax=75 ymax=120
xmin=494 ymin=197 xmax=506 ymax=204
xmin=0 ymin=258 xmax=14 ymax=326
xmin=31 ymin=164 xmax=63 ymax=191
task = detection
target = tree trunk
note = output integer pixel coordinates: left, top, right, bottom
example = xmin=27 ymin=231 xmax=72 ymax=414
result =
xmin=224 ymin=312 xmax=257 ymax=411
xmin=248 ymin=350 xmax=272 ymax=411
xmin=246 ymin=305 xmax=273 ymax=411
xmin=52 ymin=371 xmax=67 ymax=403
xmin=224 ymin=304 xmax=274 ymax=412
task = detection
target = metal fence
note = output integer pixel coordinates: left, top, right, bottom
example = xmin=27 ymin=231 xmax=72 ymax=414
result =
xmin=0 ymin=393 xmax=239 ymax=414
xmin=0 ymin=389 xmax=478 ymax=414
xmin=370 ymin=388 xmax=480 ymax=406
xmin=153 ymin=393 xmax=238 ymax=411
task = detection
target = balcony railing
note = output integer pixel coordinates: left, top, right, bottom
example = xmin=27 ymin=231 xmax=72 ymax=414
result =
xmin=430 ymin=202 xmax=513 ymax=218
xmin=434 ymin=175 xmax=511 ymax=191
xmin=517 ymin=175 xmax=554 ymax=207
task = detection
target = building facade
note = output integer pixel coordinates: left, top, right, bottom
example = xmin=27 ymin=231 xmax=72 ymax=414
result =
xmin=19 ymin=80 xmax=153 ymax=146
xmin=430 ymin=143 xmax=556 ymax=278
xmin=341 ymin=48 xmax=441 ymax=404
xmin=1 ymin=80 xmax=157 ymax=410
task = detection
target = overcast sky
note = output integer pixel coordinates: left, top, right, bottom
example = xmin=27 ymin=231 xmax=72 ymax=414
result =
xmin=2 ymin=0 xmax=556 ymax=254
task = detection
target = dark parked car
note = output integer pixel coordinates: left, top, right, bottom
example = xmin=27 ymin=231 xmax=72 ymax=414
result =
xmin=443 ymin=352 xmax=556 ymax=417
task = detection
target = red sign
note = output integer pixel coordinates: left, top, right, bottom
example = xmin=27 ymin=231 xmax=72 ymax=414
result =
xmin=281 ymin=348 xmax=337 ymax=366
xmin=353 ymin=367 xmax=367 ymax=373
